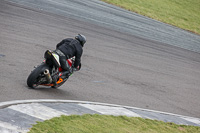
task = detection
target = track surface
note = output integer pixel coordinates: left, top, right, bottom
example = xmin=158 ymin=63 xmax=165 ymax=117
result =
xmin=0 ymin=0 xmax=200 ymax=118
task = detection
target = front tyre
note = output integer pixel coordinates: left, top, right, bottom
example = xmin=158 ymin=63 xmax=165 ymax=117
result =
xmin=27 ymin=63 xmax=49 ymax=88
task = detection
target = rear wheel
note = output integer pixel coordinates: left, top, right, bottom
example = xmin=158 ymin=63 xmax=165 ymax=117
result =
xmin=27 ymin=63 xmax=49 ymax=89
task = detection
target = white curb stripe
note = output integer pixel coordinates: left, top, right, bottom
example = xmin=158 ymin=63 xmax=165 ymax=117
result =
xmin=79 ymin=104 xmax=141 ymax=117
xmin=1 ymin=99 xmax=200 ymax=127
xmin=182 ymin=117 xmax=200 ymax=125
xmin=0 ymin=128 xmax=18 ymax=133
xmin=0 ymin=121 xmax=27 ymax=133
xmin=8 ymin=103 xmax=67 ymax=120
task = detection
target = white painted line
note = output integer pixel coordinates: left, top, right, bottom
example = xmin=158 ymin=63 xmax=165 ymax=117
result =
xmin=182 ymin=117 xmax=200 ymax=126
xmin=0 ymin=121 xmax=28 ymax=133
xmin=8 ymin=103 xmax=67 ymax=120
xmin=79 ymin=104 xmax=141 ymax=117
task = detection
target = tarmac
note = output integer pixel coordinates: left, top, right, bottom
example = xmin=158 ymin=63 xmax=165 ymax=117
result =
xmin=0 ymin=99 xmax=199 ymax=133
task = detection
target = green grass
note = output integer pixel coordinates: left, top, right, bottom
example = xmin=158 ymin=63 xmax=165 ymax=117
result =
xmin=101 ymin=0 xmax=200 ymax=35
xmin=28 ymin=1 xmax=200 ymax=132
xmin=28 ymin=114 xmax=200 ymax=133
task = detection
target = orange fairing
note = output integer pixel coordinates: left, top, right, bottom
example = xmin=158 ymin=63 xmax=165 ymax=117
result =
xmin=41 ymin=78 xmax=63 ymax=86
xmin=41 ymin=84 xmax=54 ymax=86
xmin=56 ymin=78 xmax=63 ymax=84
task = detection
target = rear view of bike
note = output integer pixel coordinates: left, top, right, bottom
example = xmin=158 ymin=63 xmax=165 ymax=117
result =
xmin=27 ymin=50 xmax=73 ymax=89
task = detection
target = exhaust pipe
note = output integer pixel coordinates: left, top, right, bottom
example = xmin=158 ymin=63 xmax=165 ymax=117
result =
xmin=44 ymin=69 xmax=52 ymax=83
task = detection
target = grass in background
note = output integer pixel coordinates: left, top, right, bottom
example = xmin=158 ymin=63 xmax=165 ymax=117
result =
xmin=28 ymin=114 xmax=200 ymax=133
xmin=102 ymin=0 xmax=200 ymax=35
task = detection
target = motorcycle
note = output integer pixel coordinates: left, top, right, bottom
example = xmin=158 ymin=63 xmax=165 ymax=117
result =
xmin=27 ymin=50 xmax=79 ymax=89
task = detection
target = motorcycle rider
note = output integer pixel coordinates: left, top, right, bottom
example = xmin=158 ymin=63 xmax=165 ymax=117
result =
xmin=54 ymin=34 xmax=86 ymax=79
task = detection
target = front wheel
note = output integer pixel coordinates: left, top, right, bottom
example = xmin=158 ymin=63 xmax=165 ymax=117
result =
xmin=27 ymin=63 xmax=49 ymax=88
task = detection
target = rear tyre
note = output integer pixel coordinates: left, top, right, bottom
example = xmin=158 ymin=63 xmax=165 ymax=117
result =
xmin=27 ymin=63 xmax=49 ymax=89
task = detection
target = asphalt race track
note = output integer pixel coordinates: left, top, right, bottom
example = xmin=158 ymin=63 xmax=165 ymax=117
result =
xmin=0 ymin=0 xmax=200 ymax=118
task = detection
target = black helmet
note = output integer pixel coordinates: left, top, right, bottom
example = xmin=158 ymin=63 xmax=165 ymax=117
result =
xmin=75 ymin=34 xmax=86 ymax=47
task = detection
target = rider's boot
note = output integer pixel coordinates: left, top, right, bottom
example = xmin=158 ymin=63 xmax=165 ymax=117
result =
xmin=61 ymin=67 xmax=72 ymax=79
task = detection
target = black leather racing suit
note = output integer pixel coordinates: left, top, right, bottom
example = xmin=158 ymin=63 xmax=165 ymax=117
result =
xmin=55 ymin=38 xmax=83 ymax=72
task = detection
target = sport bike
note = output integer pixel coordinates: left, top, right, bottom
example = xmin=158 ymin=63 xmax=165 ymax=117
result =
xmin=27 ymin=50 xmax=79 ymax=89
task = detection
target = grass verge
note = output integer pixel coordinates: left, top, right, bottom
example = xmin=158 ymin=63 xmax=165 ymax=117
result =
xmin=101 ymin=0 xmax=200 ymax=35
xmin=28 ymin=114 xmax=200 ymax=133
